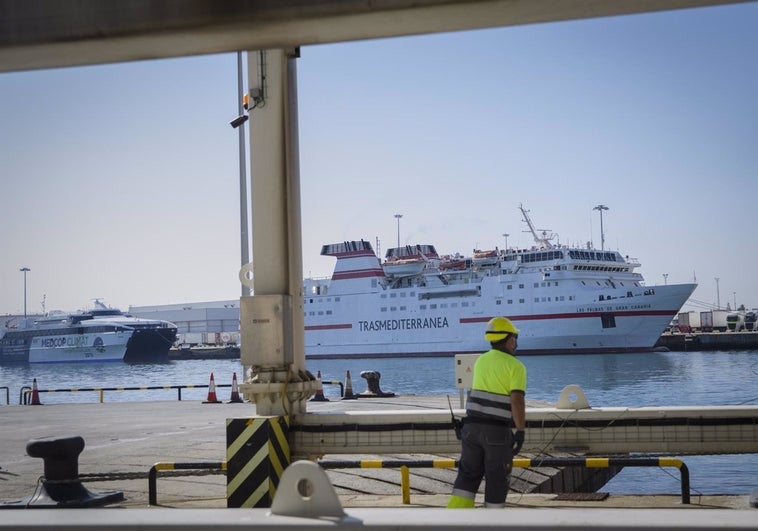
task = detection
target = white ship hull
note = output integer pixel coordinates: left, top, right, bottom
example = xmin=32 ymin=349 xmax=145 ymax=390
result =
xmin=305 ymin=275 xmax=696 ymax=357
xmin=28 ymin=330 xmax=131 ymax=363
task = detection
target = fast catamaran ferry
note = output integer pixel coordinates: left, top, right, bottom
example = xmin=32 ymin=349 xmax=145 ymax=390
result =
xmin=303 ymin=205 xmax=696 ymax=358
xmin=0 ymin=301 xmax=178 ymax=364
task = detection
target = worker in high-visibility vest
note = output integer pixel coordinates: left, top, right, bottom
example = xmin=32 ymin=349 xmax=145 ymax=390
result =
xmin=447 ymin=316 xmax=527 ymax=508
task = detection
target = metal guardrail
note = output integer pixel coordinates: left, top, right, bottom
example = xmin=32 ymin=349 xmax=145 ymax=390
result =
xmin=148 ymin=461 xmax=227 ymax=506
xmin=146 ymin=455 xmax=690 ymax=506
xmin=322 ymin=380 xmax=345 ymax=397
xmin=19 ymin=383 xmax=233 ymax=404
xmin=317 ymin=457 xmax=692 ymax=504
xmin=18 ymin=379 xmax=344 ymax=404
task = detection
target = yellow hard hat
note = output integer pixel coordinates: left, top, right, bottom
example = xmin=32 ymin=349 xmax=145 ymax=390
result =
xmin=484 ymin=316 xmax=519 ymax=342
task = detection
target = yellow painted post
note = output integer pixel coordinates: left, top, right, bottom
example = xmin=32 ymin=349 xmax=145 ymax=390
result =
xmin=401 ymin=465 xmax=410 ymax=505
xmin=226 ymin=416 xmax=290 ymax=508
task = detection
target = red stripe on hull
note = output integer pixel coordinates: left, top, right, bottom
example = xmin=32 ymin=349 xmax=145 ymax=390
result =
xmin=460 ymin=309 xmax=679 ymax=324
xmin=331 ymin=269 xmax=385 ymax=280
xmin=305 ymin=323 xmax=352 ymax=331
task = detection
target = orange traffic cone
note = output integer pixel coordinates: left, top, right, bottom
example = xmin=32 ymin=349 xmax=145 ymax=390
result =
xmin=203 ymin=373 xmax=221 ymax=404
xmin=342 ymin=370 xmax=357 ymax=400
xmin=310 ymin=370 xmax=329 ymax=402
xmin=30 ymin=378 xmax=42 ymax=405
xmin=228 ymin=372 xmax=243 ymax=403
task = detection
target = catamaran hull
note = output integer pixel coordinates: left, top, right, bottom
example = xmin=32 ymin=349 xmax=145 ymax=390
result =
xmin=27 ymin=332 xmax=131 ymax=363
xmin=123 ymin=327 xmax=178 ymax=363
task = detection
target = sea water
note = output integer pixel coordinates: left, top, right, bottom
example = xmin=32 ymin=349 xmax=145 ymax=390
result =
xmin=1 ymin=350 xmax=756 ymax=496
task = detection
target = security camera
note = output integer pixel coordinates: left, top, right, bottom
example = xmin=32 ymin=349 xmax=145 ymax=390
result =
xmin=230 ymin=114 xmax=249 ymax=129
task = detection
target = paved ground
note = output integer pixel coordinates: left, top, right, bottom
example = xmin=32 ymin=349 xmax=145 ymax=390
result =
xmin=0 ymin=398 xmax=753 ymax=510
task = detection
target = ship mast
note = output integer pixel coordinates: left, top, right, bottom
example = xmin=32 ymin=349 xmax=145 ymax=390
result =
xmin=519 ymin=203 xmax=556 ymax=249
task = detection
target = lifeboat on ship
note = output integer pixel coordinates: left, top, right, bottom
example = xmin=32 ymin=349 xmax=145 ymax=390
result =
xmin=472 ymin=249 xmax=499 ymax=266
xmin=383 ymin=257 xmax=427 ymax=277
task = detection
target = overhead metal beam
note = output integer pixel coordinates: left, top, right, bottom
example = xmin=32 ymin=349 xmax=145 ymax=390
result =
xmin=1 ymin=0 xmax=755 ymax=72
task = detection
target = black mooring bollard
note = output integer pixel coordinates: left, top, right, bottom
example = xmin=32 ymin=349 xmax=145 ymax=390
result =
xmin=0 ymin=435 xmax=124 ymax=509
xmin=358 ymin=370 xmax=395 ymax=397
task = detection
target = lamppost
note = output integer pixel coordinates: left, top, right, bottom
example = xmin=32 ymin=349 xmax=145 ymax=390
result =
xmin=19 ymin=267 xmax=30 ymax=318
xmin=663 ymin=273 xmax=668 ymax=285
xmin=394 ymin=214 xmax=403 ymax=248
xmin=733 ymin=291 xmax=737 ymax=311
xmin=593 ymin=204 xmax=609 ymax=250
xmin=715 ymin=277 xmax=721 ymax=309
xmin=230 ymin=51 xmax=251 ymax=296
xmin=502 ymin=233 xmax=509 ymax=250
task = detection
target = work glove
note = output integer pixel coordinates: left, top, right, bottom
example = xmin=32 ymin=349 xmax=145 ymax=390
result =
xmin=512 ymin=430 xmax=525 ymax=455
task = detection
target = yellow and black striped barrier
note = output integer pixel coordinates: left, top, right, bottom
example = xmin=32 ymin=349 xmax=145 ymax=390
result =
xmin=148 ymin=461 xmax=226 ymax=506
xmin=317 ymin=456 xmax=691 ymax=504
xmin=226 ymin=416 xmax=290 ymax=508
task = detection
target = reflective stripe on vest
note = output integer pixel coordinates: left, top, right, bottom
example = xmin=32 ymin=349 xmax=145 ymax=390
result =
xmin=466 ymin=388 xmax=512 ymax=421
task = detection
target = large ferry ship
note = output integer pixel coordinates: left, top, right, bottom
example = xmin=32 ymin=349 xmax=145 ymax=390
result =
xmin=303 ymin=205 xmax=697 ymax=358
xmin=0 ymin=301 xmax=178 ymax=363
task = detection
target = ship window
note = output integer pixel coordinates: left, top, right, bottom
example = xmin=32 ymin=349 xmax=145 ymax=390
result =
xmin=507 ymin=299 xmax=513 ymax=304
xmin=390 ymin=293 xmax=397 ymax=298
xmin=533 ymin=282 xmax=539 ymax=288
xmin=496 ymin=300 xmax=501 ymax=305
xmin=534 ymin=298 xmax=539 ymax=303
xmin=440 ymin=304 xmax=448 ymax=308
xmin=519 ymin=298 xmax=525 ymax=304
xmin=381 ymin=307 xmax=387 ymax=312
xmin=400 ymin=306 xmax=406 ymax=311
xmin=462 ymin=302 xmax=469 ymax=307
xmin=507 ymin=285 xmax=512 ymax=290
xmin=430 ymin=304 xmax=437 ymax=309
xmin=381 ymin=294 xmax=387 ymax=299
xmin=451 ymin=303 xmax=458 ymax=308
xmin=420 ymin=305 xmax=427 ymax=310
xmin=335 ymin=297 xmax=340 ymax=302
xmin=390 ymin=306 xmax=397 ymax=311
xmin=318 ymin=311 xmax=324 ymax=316
xmin=519 ymin=284 xmax=524 ymax=289
xmin=326 ymin=310 xmax=332 ymax=315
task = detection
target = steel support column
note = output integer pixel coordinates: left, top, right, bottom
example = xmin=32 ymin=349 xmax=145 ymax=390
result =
xmin=238 ymin=48 xmax=316 ymax=416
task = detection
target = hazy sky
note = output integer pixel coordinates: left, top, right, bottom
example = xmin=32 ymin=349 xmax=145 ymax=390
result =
xmin=1 ymin=4 xmax=756 ymax=316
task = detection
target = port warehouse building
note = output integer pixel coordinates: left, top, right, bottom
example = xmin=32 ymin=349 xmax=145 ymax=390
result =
xmin=129 ymin=301 xmax=240 ymax=346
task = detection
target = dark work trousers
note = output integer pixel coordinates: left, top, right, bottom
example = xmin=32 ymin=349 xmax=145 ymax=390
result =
xmin=452 ymin=421 xmax=514 ymax=506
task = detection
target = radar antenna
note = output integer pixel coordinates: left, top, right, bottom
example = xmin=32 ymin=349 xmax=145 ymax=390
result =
xmin=519 ymin=203 xmax=556 ymax=249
